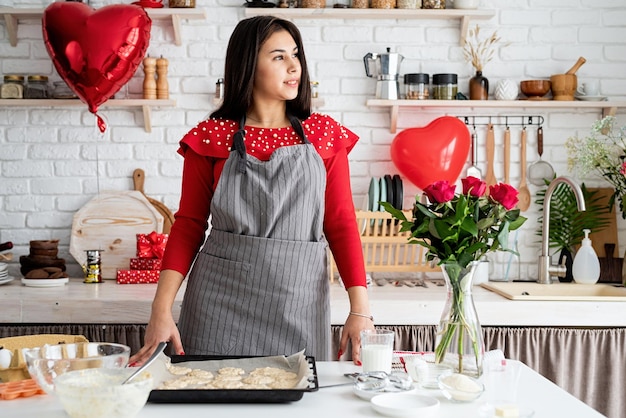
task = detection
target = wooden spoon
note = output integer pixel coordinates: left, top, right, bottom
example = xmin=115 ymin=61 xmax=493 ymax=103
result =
xmin=484 ymin=123 xmax=497 ymax=193
xmin=517 ymin=128 xmax=531 ymax=211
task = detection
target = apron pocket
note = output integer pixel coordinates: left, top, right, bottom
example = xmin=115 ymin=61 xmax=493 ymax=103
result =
xmin=181 ymin=253 xmax=251 ymax=355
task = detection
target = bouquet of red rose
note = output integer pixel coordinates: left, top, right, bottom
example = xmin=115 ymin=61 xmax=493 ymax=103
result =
xmin=382 ymin=176 xmax=527 ymax=269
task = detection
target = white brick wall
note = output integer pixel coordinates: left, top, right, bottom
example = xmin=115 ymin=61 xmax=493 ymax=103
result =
xmin=0 ymin=0 xmax=625 ymax=280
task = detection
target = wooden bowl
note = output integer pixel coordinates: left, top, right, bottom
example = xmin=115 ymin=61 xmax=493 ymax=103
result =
xmin=520 ymin=80 xmax=552 ymax=99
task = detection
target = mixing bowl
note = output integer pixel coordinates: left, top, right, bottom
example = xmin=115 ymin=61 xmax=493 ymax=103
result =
xmin=520 ymin=80 xmax=551 ymax=99
xmin=22 ymin=342 xmax=130 ymax=394
xmin=54 ymin=368 xmax=153 ymax=418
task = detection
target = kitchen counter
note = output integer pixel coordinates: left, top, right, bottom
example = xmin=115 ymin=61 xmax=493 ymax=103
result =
xmin=2 ymin=278 xmax=626 ymax=327
xmin=1 ymin=360 xmax=603 ymax=418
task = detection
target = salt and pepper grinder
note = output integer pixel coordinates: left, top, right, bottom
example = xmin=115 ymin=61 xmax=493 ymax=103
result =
xmin=142 ymin=56 xmax=157 ymax=100
xmin=156 ymin=55 xmax=169 ymax=100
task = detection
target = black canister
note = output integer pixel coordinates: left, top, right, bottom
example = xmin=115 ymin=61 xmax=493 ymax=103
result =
xmin=404 ymin=73 xmax=429 ymax=100
xmin=432 ymin=73 xmax=458 ymax=100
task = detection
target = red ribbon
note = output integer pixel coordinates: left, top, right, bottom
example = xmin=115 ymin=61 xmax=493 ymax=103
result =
xmin=136 ymin=231 xmax=168 ymax=259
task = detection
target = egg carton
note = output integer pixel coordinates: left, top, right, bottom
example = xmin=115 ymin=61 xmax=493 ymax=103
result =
xmin=0 ymin=334 xmax=88 ymax=383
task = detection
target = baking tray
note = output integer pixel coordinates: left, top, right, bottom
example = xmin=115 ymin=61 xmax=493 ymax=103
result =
xmin=148 ymin=355 xmax=318 ymax=403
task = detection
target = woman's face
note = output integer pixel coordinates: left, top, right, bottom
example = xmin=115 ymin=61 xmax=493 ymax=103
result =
xmin=253 ymin=29 xmax=301 ymax=103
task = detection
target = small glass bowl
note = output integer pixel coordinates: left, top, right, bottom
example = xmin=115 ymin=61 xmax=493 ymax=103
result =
xmin=406 ymin=359 xmax=454 ymax=389
xmin=438 ymin=373 xmax=485 ymax=402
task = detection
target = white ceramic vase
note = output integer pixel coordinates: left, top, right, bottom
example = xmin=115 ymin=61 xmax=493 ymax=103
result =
xmin=495 ymin=79 xmax=519 ymax=101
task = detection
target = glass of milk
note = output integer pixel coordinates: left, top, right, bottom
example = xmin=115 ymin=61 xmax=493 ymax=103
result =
xmin=360 ymin=329 xmax=395 ymax=373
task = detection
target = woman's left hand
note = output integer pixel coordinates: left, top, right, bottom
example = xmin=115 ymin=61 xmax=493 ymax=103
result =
xmin=339 ymin=313 xmax=375 ymax=365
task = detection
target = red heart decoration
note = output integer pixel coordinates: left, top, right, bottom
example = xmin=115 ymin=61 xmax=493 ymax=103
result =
xmin=390 ymin=116 xmax=470 ymax=190
xmin=43 ymin=3 xmax=151 ymax=114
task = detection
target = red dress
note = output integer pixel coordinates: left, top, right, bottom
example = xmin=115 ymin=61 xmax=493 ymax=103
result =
xmin=161 ymin=113 xmax=367 ymax=288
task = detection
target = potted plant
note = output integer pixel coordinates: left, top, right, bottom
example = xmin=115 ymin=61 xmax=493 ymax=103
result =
xmin=535 ymin=180 xmax=612 ymax=282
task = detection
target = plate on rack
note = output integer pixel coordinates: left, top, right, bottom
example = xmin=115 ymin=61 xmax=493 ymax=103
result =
xmin=368 ymin=177 xmax=380 ymax=212
xmin=21 ymin=277 xmax=69 ymax=287
xmin=574 ymin=95 xmax=607 ymax=102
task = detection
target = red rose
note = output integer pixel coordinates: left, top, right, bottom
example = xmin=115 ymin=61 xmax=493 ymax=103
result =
xmin=424 ymin=180 xmax=456 ymax=203
xmin=489 ymin=183 xmax=519 ymax=210
xmin=462 ymin=176 xmax=487 ymax=197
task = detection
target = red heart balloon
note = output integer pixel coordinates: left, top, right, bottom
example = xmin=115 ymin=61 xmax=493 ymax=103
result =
xmin=390 ymin=116 xmax=471 ymax=190
xmin=43 ymin=3 xmax=151 ymax=114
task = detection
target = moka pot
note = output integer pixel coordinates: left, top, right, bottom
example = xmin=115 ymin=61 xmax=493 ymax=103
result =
xmin=363 ymin=47 xmax=404 ymax=100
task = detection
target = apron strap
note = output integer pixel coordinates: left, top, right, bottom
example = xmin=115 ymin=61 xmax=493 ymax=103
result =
xmin=233 ymin=114 xmax=311 ymax=174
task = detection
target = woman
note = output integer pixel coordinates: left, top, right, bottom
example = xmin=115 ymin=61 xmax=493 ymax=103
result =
xmin=131 ymin=15 xmax=373 ymax=365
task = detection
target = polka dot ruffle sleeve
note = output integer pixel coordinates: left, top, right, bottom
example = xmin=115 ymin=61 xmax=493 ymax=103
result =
xmin=178 ymin=113 xmax=359 ymax=161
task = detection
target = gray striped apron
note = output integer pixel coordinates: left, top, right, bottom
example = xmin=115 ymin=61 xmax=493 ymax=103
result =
xmin=178 ymin=115 xmax=331 ymax=360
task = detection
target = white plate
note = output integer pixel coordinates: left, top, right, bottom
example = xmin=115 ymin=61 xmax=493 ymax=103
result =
xmin=21 ymin=277 xmax=69 ymax=287
xmin=371 ymin=393 xmax=440 ymax=418
xmin=0 ymin=262 xmax=7 ymax=272
xmin=369 ymin=177 xmax=380 ymax=212
xmin=574 ymin=95 xmax=607 ymax=102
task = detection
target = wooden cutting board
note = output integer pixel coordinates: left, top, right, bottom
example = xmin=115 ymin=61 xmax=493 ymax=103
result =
xmin=588 ymin=188 xmax=618 ymax=258
xmin=70 ymin=191 xmax=164 ymax=279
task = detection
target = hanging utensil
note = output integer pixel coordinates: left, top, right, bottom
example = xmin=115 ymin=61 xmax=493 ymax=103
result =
xmin=527 ymin=125 xmax=555 ymax=186
xmin=504 ymin=126 xmax=511 ymax=184
xmin=484 ymin=123 xmax=497 ymax=192
xmin=517 ymin=127 xmax=531 ymax=211
xmin=466 ymin=124 xmax=481 ymax=179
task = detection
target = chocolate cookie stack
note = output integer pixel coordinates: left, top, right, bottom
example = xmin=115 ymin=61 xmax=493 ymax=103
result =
xmin=19 ymin=240 xmax=68 ymax=279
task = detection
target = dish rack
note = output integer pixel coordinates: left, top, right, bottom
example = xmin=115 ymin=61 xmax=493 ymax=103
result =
xmin=328 ymin=210 xmax=438 ymax=282
xmin=0 ymin=334 xmax=88 ymax=382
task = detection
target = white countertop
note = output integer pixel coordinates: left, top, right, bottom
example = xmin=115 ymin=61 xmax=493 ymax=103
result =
xmin=1 ymin=278 xmax=626 ymax=327
xmin=0 ymin=360 xmax=603 ymax=418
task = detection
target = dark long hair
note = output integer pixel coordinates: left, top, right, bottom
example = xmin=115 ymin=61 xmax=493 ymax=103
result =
xmin=211 ymin=16 xmax=312 ymax=121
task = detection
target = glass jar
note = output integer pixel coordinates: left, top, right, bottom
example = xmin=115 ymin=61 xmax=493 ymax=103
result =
xmin=404 ymin=73 xmax=429 ymax=100
xmin=422 ymin=0 xmax=445 ymax=8
xmin=301 ymin=0 xmax=326 ymax=7
xmin=215 ymin=78 xmax=224 ymax=100
xmin=310 ymin=81 xmax=319 ymax=99
xmin=52 ymin=81 xmax=78 ymax=99
xmin=169 ymin=0 xmax=195 ymax=7
xmin=397 ymin=0 xmax=421 ymax=8
xmin=1 ymin=75 xmax=24 ymax=99
xmin=24 ymin=75 xmax=50 ymax=99
xmin=351 ymin=0 xmax=369 ymax=7
xmin=371 ymin=0 xmax=395 ymax=7
xmin=432 ymin=73 xmax=458 ymax=100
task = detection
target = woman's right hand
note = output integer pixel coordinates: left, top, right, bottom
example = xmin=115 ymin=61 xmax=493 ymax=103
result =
xmin=129 ymin=311 xmax=183 ymax=366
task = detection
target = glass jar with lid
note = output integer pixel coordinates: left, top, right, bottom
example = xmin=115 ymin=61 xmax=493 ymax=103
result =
xmin=1 ymin=75 xmax=25 ymax=99
xmin=25 ymin=75 xmax=51 ymax=99
xmin=404 ymin=73 xmax=429 ymax=100
xmin=432 ymin=73 xmax=458 ymax=100
xmin=52 ymin=81 xmax=78 ymax=99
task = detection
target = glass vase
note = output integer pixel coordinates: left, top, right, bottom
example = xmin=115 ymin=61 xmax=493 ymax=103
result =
xmin=469 ymin=71 xmax=489 ymax=100
xmin=435 ymin=261 xmax=485 ymax=377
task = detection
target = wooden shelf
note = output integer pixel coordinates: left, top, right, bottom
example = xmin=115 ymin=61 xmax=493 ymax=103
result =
xmin=243 ymin=8 xmax=495 ymax=44
xmin=0 ymin=98 xmax=176 ymax=132
xmin=366 ymin=99 xmax=626 ymax=133
xmin=0 ymin=7 xmax=206 ymax=46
